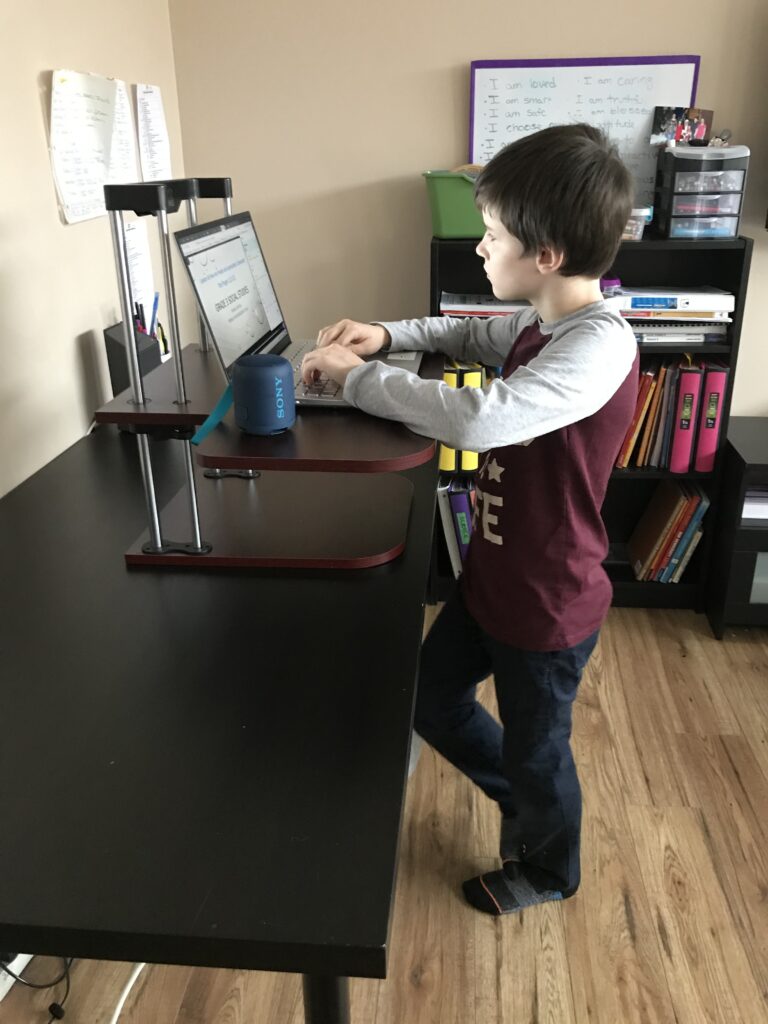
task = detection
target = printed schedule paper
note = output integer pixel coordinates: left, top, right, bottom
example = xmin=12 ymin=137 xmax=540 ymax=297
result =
xmin=135 ymin=84 xmax=173 ymax=182
xmin=49 ymin=70 xmax=141 ymax=224
xmin=110 ymin=80 xmax=140 ymax=184
xmin=123 ymin=220 xmax=156 ymax=329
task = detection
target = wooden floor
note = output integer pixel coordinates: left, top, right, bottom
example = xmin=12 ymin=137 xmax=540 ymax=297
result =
xmin=4 ymin=608 xmax=768 ymax=1024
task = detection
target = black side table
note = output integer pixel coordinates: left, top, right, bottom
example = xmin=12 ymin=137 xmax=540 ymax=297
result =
xmin=706 ymin=417 xmax=768 ymax=638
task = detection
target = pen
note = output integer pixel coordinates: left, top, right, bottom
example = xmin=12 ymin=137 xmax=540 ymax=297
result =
xmin=137 ymin=303 xmax=146 ymax=331
xmin=149 ymin=292 xmax=160 ymax=338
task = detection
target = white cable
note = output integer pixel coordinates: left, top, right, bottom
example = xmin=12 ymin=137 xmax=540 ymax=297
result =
xmin=108 ymin=962 xmax=146 ymax=1024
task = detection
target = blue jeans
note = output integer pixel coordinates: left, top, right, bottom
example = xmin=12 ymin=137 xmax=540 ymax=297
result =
xmin=414 ymin=589 xmax=598 ymax=896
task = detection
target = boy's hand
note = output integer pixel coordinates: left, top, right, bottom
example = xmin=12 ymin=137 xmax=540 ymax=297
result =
xmin=316 ymin=319 xmax=389 ymax=357
xmin=301 ymin=343 xmax=364 ymax=388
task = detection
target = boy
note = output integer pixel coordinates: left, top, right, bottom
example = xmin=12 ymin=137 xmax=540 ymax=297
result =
xmin=301 ymin=124 xmax=638 ymax=915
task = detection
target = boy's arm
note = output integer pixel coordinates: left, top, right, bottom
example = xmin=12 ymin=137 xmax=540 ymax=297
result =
xmin=377 ymin=308 xmax=536 ymax=366
xmin=344 ymin=312 xmax=637 ymax=451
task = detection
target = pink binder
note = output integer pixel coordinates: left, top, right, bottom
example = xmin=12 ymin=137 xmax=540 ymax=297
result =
xmin=693 ymin=361 xmax=729 ymax=473
xmin=669 ymin=360 xmax=703 ymax=474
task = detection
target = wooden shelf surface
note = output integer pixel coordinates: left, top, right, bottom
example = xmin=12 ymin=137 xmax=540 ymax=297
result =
xmin=126 ymin=470 xmax=414 ymax=569
xmin=95 ymin=346 xmax=227 ymax=426
xmin=195 ymin=408 xmax=435 ymax=473
xmin=97 ymin=347 xmax=440 ymax=472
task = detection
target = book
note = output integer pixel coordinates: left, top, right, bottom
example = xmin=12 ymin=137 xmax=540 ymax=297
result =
xmin=632 ymin=323 xmax=727 ymax=344
xmin=622 ymin=310 xmax=732 ymax=322
xmin=671 ymin=528 xmax=704 ymax=583
xmin=613 ymin=287 xmax=735 ymax=313
xmin=693 ymin=360 xmax=729 ymax=473
xmin=660 ymin=484 xmax=710 ymax=582
xmin=660 ymin=365 xmax=680 ymax=468
xmin=627 ymin=480 xmax=688 ymax=581
xmin=616 ymin=365 xmax=656 ymax=468
xmin=437 ymin=480 xmax=463 ymax=578
xmin=448 ymin=478 xmax=474 ymax=561
xmin=440 ymin=292 xmax=530 ymax=317
xmin=648 ymin=362 xmax=674 ymax=468
xmin=637 ymin=362 xmax=667 ymax=466
xmin=438 ymin=366 xmax=459 ymax=472
xmin=649 ymin=484 xmax=698 ymax=581
xmin=635 ymin=332 xmax=705 ymax=345
xmin=668 ymin=357 xmax=703 ymax=474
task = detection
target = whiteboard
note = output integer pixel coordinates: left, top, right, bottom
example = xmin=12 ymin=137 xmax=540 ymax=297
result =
xmin=470 ymin=56 xmax=699 ymax=205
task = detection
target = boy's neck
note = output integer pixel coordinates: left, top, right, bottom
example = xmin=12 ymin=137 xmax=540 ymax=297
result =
xmin=530 ymin=275 xmax=604 ymax=325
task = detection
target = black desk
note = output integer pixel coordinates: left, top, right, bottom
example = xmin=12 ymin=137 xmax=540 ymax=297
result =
xmin=0 ymin=426 xmax=438 ymax=1022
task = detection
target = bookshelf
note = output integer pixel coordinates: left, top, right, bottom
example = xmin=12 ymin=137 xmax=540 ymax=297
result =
xmin=427 ymin=235 xmax=753 ymax=609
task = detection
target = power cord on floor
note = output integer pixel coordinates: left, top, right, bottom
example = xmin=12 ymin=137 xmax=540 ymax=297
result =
xmin=0 ymin=956 xmax=73 ymax=1020
xmin=108 ymin=962 xmax=146 ymax=1024
xmin=1 ymin=957 xmax=146 ymax=1022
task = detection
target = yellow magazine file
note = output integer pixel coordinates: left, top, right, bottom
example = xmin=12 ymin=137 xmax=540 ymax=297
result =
xmin=438 ymin=366 xmax=459 ymax=472
xmin=456 ymin=365 xmax=482 ymax=471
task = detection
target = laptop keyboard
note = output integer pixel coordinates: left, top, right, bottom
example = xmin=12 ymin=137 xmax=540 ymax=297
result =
xmin=287 ymin=340 xmax=421 ymax=402
xmin=300 ymin=376 xmax=343 ymax=400
xmin=289 ymin=341 xmax=343 ymax=401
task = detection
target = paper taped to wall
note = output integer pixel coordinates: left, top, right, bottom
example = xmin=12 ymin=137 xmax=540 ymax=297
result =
xmin=49 ymin=69 xmax=141 ymax=224
xmin=135 ymin=83 xmax=173 ymax=181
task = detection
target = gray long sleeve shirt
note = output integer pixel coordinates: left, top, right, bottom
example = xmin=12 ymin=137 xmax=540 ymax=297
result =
xmin=342 ymin=302 xmax=637 ymax=450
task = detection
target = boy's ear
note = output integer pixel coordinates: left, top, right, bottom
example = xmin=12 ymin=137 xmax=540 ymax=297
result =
xmin=535 ymin=245 xmax=565 ymax=275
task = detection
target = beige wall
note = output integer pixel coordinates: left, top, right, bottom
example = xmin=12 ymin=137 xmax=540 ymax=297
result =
xmin=0 ymin=0 xmax=188 ymax=498
xmin=3 ymin=2 xmax=767 ymax=496
xmin=169 ymin=0 xmax=768 ymax=409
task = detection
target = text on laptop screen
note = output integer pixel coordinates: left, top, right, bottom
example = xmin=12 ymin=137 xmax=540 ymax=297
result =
xmin=176 ymin=213 xmax=286 ymax=369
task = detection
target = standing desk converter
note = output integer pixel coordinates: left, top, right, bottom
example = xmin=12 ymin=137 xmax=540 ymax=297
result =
xmin=95 ymin=348 xmax=439 ymax=570
xmin=0 ymin=351 xmax=441 ymax=1023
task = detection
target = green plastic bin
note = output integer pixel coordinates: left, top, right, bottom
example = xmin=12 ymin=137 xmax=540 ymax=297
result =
xmin=423 ymin=171 xmax=485 ymax=238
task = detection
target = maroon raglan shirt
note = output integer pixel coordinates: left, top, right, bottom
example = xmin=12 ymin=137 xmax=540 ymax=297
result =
xmin=460 ymin=321 xmax=640 ymax=651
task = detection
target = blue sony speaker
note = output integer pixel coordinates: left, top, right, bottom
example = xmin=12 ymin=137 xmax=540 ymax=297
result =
xmin=231 ymin=353 xmax=296 ymax=435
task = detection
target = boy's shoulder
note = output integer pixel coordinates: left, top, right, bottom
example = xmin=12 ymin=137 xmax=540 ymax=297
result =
xmin=544 ymin=301 xmax=635 ymax=349
xmin=508 ymin=305 xmax=540 ymax=338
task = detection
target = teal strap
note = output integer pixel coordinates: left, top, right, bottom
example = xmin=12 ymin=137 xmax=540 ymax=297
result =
xmin=190 ymin=383 xmax=233 ymax=446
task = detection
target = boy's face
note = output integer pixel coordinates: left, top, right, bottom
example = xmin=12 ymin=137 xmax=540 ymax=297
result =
xmin=475 ymin=208 xmax=542 ymax=301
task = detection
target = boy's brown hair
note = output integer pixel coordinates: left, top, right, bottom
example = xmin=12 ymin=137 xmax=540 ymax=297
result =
xmin=474 ymin=124 xmax=633 ymax=278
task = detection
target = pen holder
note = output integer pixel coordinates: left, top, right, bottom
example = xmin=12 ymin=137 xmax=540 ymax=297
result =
xmin=232 ymin=353 xmax=296 ymax=435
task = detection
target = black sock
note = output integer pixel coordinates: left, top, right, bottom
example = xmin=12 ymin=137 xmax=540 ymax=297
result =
xmin=462 ymin=862 xmax=563 ymax=916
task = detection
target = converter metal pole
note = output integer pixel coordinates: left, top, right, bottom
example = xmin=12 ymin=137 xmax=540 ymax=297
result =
xmin=156 ymin=205 xmax=206 ymax=552
xmin=156 ymin=208 xmax=188 ymax=406
xmin=107 ymin=209 xmax=164 ymax=552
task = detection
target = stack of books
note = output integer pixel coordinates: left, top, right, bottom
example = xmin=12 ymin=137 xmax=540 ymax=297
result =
xmin=630 ymin=322 xmax=727 ymax=345
xmin=608 ymin=287 xmax=734 ymax=345
xmin=437 ymin=475 xmax=476 ymax=578
xmin=616 ymin=356 xmax=729 ymax=472
xmin=440 ymin=293 xmax=529 ymax=317
xmin=627 ymin=480 xmax=710 ymax=583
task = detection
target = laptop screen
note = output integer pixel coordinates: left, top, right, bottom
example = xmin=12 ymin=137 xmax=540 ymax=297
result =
xmin=175 ymin=212 xmax=288 ymax=370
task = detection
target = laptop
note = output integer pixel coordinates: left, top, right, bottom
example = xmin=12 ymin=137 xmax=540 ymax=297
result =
xmin=175 ymin=212 xmax=422 ymax=408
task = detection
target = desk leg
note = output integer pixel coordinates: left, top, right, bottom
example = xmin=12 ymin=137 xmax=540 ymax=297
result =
xmin=301 ymin=975 xmax=350 ymax=1024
